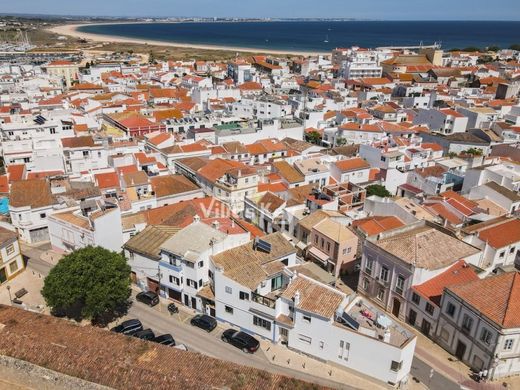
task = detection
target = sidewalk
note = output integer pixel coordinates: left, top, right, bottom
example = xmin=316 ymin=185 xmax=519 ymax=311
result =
xmin=414 ymin=330 xmax=514 ymax=390
xmin=260 ymin=340 xmax=391 ymax=390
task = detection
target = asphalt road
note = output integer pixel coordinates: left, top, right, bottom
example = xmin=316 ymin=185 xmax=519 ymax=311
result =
xmin=22 ymin=244 xmax=462 ymax=390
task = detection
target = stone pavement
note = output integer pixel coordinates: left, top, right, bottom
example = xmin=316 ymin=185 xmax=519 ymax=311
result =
xmin=0 ymin=269 xmax=46 ymax=313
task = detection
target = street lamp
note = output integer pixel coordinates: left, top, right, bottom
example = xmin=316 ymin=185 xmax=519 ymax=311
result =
xmin=6 ymin=285 xmax=12 ymax=305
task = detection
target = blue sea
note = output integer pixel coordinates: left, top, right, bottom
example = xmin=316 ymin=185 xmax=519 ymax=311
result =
xmin=78 ymin=21 xmax=520 ymax=52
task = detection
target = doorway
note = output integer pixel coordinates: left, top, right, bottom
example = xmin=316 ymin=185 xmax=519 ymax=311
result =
xmin=0 ymin=268 xmax=6 ymax=284
xmin=392 ymin=298 xmax=401 ymax=317
xmin=421 ymin=319 xmax=431 ymax=336
xmin=455 ymin=340 xmax=467 ymax=360
xmin=191 ymin=297 xmax=197 ymax=310
xmin=408 ymin=309 xmax=417 ymax=326
xmin=183 ymin=294 xmax=189 ymax=307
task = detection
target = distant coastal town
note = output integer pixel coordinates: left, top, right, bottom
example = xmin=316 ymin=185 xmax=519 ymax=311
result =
xmin=0 ymin=13 xmax=519 ymax=390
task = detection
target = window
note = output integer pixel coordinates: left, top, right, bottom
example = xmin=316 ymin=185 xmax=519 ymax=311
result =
xmin=239 ymin=291 xmax=249 ymax=300
xmin=198 ymin=279 xmax=203 ymax=288
xmin=50 ymin=128 xmax=56 ymax=134
xmin=198 ymin=261 xmax=204 ymax=268
xmin=499 ymin=251 xmax=505 ymax=258
xmin=390 ymin=361 xmax=403 ymax=372
xmin=208 ymin=270 xmax=213 ymax=279
xmin=225 ymin=306 xmax=234 ymax=314
xmin=225 ymin=286 xmax=232 ymax=294
xmin=271 ymin=274 xmax=283 ymax=291
xmin=40 ymin=213 xmax=46 ymax=219
xmin=6 ymin=244 xmax=15 ymax=256
xmin=298 ymin=334 xmax=312 ymax=345
xmin=480 ymin=328 xmax=492 ymax=345
xmin=365 ymin=258 xmax=373 ymax=275
xmin=362 ymin=278 xmax=369 ymax=290
xmin=504 ymin=339 xmax=514 ymax=351
xmin=462 ymin=314 xmax=473 ymax=333
xmin=326 ymin=242 xmax=331 ymax=252
xmin=320 ymin=238 xmax=324 ymax=248
xmin=376 ymin=288 xmax=384 ymax=301
xmin=380 ymin=266 xmax=389 ymax=282
xmin=510 ymin=247 xmax=515 ymax=254
xmin=446 ymin=302 xmax=456 ymax=317
xmin=303 ymin=315 xmax=311 ymax=323
xmin=396 ymin=275 xmax=405 ymax=294
xmin=412 ymin=292 xmax=420 ymax=305
xmin=253 ymin=315 xmax=271 ymax=331
xmin=425 ymin=302 xmax=435 ymax=315
xmin=82 ymin=151 xmax=89 ymax=157
xmin=9 ymin=261 xmax=18 ymax=274
xmin=314 ymin=235 xmax=318 ymax=244
xmin=319 ymin=341 xmax=324 ymax=349
xmin=169 ymin=275 xmax=180 ymax=285
xmin=338 ymin=340 xmax=350 ymax=361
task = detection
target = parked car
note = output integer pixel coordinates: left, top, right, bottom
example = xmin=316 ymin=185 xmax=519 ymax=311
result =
xmin=136 ymin=291 xmax=159 ymax=307
xmin=174 ymin=344 xmax=188 ymax=351
xmin=152 ymin=333 xmax=176 ymax=346
xmin=132 ymin=329 xmax=155 ymax=340
xmin=221 ymin=329 xmax=260 ymax=353
xmin=110 ymin=319 xmax=143 ymax=335
xmin=190 ymin=314 xmax=217 ymax=332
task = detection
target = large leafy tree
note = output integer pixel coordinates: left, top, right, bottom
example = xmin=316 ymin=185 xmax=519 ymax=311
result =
xmin=366 ymin=184 xmax=392 ymax=198
xmin=42 ymin=246 xmax=131 ymax=325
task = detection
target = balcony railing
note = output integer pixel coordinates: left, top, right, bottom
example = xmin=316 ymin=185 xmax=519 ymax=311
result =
xmin=251 ymin=292 xmax=276 ymax=309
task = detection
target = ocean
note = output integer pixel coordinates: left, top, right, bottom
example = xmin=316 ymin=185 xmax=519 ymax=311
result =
xmin=78 ymin=21 xmax=520 ymax=52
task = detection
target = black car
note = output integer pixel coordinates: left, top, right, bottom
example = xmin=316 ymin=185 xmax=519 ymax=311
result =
xmin=132 ymin=329 xmax=155 ymax=340
xmin=190 ymin=314 xmax=217 ymax=332
xmin=110 ymin=319 xmax=143 ymax=335
xmin=152 ymin=333 xmax=176 ymax=346
xmin=221 ymin=329 xmax=260 ymax=353
xmin=136 ymin=291 xmax=159 ymax=307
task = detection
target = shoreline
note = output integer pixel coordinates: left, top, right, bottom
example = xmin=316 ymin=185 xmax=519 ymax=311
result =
xmin=47 ymin=23 xmax=328 ymax=56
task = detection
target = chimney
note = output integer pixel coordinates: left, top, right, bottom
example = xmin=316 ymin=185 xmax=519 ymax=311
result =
xmin=294 ymin=290 xmax=301 ymax=306
xmin=193 ymin=215 xmax=201 ymax=223
xmin=212 ymin=220 xmax=220 ymax=230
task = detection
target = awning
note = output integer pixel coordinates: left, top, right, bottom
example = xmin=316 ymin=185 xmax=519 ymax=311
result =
xmin=307 ymin=245 xmax=329 ymax=265
xmin=296 ymin=241 xmax=308 ymax=251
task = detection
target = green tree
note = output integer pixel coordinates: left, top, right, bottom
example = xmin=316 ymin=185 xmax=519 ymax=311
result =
xmin=42 ymin=246 xmax=131 ymax=325
xmin=462 ymin=148 xmax=483 ymax=156
xmin=306 ymin=130 xmax=322 ymax=145
xmin=336 ymin=137 xmax=347 ymax=146
xmin=487 ymin=45 xmax=500 ymax=52
xmin=509 ymin=44 xmax=520 ymax=51
xmin=462 ymin=46 xmax=482 ymax=52
xmin=366 ymin=184 xmax=392 ymax=198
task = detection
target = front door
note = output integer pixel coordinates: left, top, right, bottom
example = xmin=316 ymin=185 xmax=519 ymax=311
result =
xmin=191 ymin=297 xmax=197 ymax=310
xmin=392 ymin=298 xmax=401 ymax=317
xmin=455 ymin=340 xmax=467 ymax=360
xmin=0 ymin=267 xmax=6 ymax=284
xmin=408 ymin=309 xmax=417 ymax=326
xmin=183 ymin=294 xmax=189 ymax=307
xmin=421 ymin=319 xmax=431 ymax=336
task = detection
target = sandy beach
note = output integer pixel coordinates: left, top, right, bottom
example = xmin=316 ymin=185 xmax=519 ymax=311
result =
xmin=47 ymin=23 xmax=327 ymax=56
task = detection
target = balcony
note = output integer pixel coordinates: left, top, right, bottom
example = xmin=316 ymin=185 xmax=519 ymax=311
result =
xmin=250 ymin=291 xmax=276 ymax=317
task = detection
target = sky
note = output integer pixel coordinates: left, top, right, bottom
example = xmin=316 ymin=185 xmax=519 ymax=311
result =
xmin=2 ymin=0 xmax=519 ymax=20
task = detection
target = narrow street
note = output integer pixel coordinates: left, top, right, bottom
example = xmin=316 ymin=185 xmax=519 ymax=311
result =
xmin=21 ymin=244 xmax=463 ymax=390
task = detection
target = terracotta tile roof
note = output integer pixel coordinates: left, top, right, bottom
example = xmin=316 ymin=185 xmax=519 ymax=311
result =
xmin=353 ymin=216 xmax=405 ymax=236
xmin=7 ymin=164 xmax=25 ymax=182
xmin=257 ymin=182 xmax=288 ymax=193
xmin=477 ymin=218 xmax=520 ymax=249
xmin=9 ymin=179 xmax=56 ymax=209
xmin=334 ymin=158 xmax=370 ymax=172
xmin=413 ymin=260 xmax=478 ymax=306
xmin=123 ymin=171 xmax=149 ymax=187
xmin=116 ymin=165 xmax=139 ymax=175
xmin=426 ymin=203 xmax=463 ymax=225
xmin=150 ymin=175 xmax=200 ymax=198
xmin=212 ymin=232 xmax=295 ymax=290
xmin=254 ymin=191 xmax=285 ymax=213
xmin=197 ymin=159 xmax=245 ymax=183
xmin=448 ymin=272 xmax=520 ymax=329
xmin=281 ymin=276 xmax=344 ymax=318
xmin=272 ymin=161 xmax=304 ymax=184
xmin=61 ymin=136 xmax=95 ymax=148
xmin=95 ymin=172 xmax=120 ymax=190
xmin=0 ymin=305 xmax=319 ymax=390
xmin=0 ymin=175 xmax=8 ymax=193
xmin=415 ymin=165 xmax=446 ymax=178
xmin=376 ymin=225 xmax=480 ymax=270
